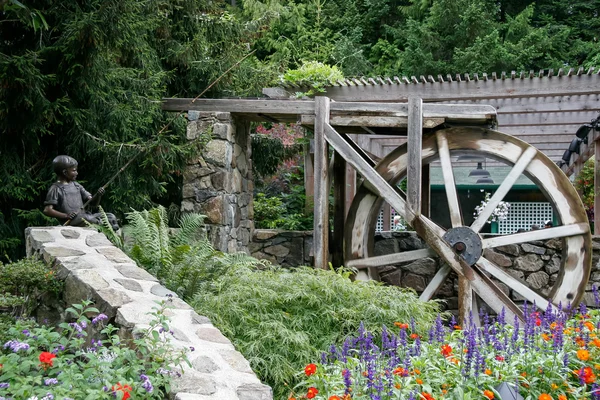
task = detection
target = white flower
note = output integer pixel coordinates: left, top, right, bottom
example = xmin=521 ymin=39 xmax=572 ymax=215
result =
xmin=474 ymin=192 xmax=511 ymax=224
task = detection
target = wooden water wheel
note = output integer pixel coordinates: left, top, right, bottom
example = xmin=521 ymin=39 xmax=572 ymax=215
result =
xmin=344 ymin=126 xmax=592 ymax=323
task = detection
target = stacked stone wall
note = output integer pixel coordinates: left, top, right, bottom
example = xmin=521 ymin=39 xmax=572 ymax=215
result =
xmin=26 ymin=226 xmax=272 ymax=400
xmin=182 ymin=111 xmax=253 ymax=253
xmin=252 ymin=229 xmax=600 ymax=312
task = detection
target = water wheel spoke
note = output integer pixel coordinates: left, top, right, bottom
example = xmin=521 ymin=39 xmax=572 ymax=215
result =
xmin=482 ymin=222 xmax=589 ymax=249
xmin=471 ymin=147 xmax=537 ymax=232
xmin=477 ymin=257 xmax=554 ymax=312
xmin=347 ymin=248 xmax=436 ymax=270
xmin=420 ymin=263 xmax=452 ymax=301
xmin=469 ymin=268 xmax=524 ymax=322
xmin=436 ymin=131 xmax=462 ymax=227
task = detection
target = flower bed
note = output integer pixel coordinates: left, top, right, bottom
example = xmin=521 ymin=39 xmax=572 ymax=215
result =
xmin=293 ymin=295 xmax=600 ymax=400
xmin=0 ymin=300 xmax=189 ymax=399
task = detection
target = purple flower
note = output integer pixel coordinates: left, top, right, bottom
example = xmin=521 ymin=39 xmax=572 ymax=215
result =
xmin=3 ymin=340 xmax=30 ymax=352
xmin=41 ymin=393 xmax=54 ymax=400
xmin=140 ymin=374 xmax=153 ymax=393
xmin=189 ymin=346 xmax=195 ymax=352
xmin=22 ymin=329 xmax=30 ymax=337
xmin=92 ymin=314 xmax=108 ymax=325
xmin=0 ymin=383 xmax=9 ymax=389
xmin=68 ymin=322 xmax=83 ymax=333
xmin=45 ymin=378 xmax=59 ymax=386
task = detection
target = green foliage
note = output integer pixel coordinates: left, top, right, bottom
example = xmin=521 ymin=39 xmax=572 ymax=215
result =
xmin=280 ymin=61 xmax=344 ymax=97
xmin=0 ymin=300 xmax=189 ymax=399
xmin=124 ymin=205 xmax=205 ymax=280
xmin=575 ymin=158 xmax=595 ymax=228
xmin=0 ymin=257 xmax=63 ymax=316
xmin=254 ymin=192 xmax=313 ymax=230
xmin=251 ymin=134 xmax=288 ymax=177
xmin=190 ymin=264 xmax=441 ymax=399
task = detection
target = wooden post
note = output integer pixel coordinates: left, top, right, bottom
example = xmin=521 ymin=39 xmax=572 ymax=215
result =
xmin=332 ymin=151 xmax=346 ymax=268
xmin=314 ymin=96 xmax=330 ymax=270
xmin=304 ymin=142 xmax=314 ymax=214
xmin=407 ymin=97 xmax=423 ymax=220
xmin=595 ymin=140 xmax=600 ymax=235
xmin=421 ymin=164 xmax=430 ymax=218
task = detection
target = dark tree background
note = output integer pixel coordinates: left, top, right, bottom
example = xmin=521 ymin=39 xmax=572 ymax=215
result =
xmin=1 ymin=0 xmax=598 ymax=259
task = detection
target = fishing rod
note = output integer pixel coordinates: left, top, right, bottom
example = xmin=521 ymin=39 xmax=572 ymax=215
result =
xmin=64 ymin=50 xmax=257 ymax=225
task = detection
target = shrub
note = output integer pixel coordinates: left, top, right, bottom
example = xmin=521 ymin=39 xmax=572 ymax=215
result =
xmin=280 ymin=61 xmax=344 ymax=97
xmin=0 ymin=257 xmax=63 ymax=317
xmin=0 ymin=300 xmax=189 ymax=399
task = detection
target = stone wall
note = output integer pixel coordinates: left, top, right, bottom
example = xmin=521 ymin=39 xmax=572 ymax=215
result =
xmin=26 ymin=226 xmax=272 ymax=400
xmin=252 ymin=229 xmax=600 ymax=312
xmin=182 ymin=111 xmax=253 ymax=253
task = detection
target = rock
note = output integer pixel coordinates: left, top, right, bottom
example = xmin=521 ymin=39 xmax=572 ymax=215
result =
xmin=496 ymin=244 xmax=519 ymax=256
xmin=60 ymin=229 xmax=80 ymax=239
xmin=203 ymin=196 xmax=224 ymax=225
xmin=237 ymin=383 xmax=273 ymax=400
xmin=190 ymin=311 xmax=211 ymax=325
xmin=526 ymin=271 xmax=549 ymax=290
xmin=113 ymin=278 xmax=143 ymax=292
xmin=42 ymin=246 xmax=86 ymax=263
xmin=64 ymin=270 xmax=110 ymax=306
xmin=96 ymin=247 xmax=130 ymax=263
xmin=171 ymin=371 xmax=217 ymax=395
xmin=86 ymin=233 xmax=112 ymax=247
xmin=521 ymin=243 xmax=546 ymax=255
xmin=483 ymin=249 xmax=512 ymax=267
xmin=115 ymin=264 xmax=158 ymax=282
xmin=401 ymin=257 xmax=437 ymax=275
xmin=94 ymin=289 xmax=133 ymax=318
xmin=204 ymin=139 xmax=229 ymax=167
xmin=150 ymin=284 xmax=177 ymax=297
xmin=192 ymin=355 xmax=220 ymax=373
xmin=381 ymin=269 xmax=402 ymax=286
xmin=545 ymin=256 xmax=561 ymax=275
xmin=545 ymin=238 xmax=563 ymax=250
xmin=514 ymin=254 xmax=544 ymax=272
xmin=401 ymin=273 xmax=426 ymax=292
xmin=196 ymin=327 xmax=232 ymax=344
xmin=374 ymin=239 xmax=399 ymax=256
xmin=254 ymin=230 xmax=278 ymax=241
xmin=220 ymin=349 xmax=254 ymax=373
xmin=263 ymin=245 xmax=289 ymax=258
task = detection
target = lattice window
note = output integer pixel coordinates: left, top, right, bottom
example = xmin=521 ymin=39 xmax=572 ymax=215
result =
xmin=375 ymin=209 xmax=384 ymax=232
xmin=498 ymin=202 xmax=553 ymax=234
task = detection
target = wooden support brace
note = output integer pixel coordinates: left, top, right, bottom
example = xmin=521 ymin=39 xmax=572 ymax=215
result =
xmin=596 ymin=140 xmax=600 ymax=235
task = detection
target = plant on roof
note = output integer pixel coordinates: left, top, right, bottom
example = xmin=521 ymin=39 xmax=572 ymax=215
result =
xmin=279 ymin=61 xmax=344 ymax=97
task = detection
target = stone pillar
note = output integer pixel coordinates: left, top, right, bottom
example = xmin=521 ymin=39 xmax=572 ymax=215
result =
xmin=182 ymin=111 xmax=254 ymax=253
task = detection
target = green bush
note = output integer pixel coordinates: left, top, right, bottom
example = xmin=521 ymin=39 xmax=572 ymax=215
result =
xmin=0 ymin=257 xmax=63 ymax=316
xmin=190 ymin=264 xmax=441 ymax=399
xmin=280 ymin=61 xmax=344 ymax=97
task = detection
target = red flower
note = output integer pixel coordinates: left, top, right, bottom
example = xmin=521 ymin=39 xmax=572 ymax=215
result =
xmin=441 ymin=344 xmax=452 ymax=357
xmin=305 ymin=363 xmax=317 ymax=376
xmin=422 ymin=392 xmax=435 ymax=400
xmin=307 ymin=387 xmax=319 ymax=399
xmin=394 ymin=322 xmax=409 ymax=329
xmin=576 ymin=367 xmax=596 ymax=384
xmin=495 ymin=355 xmax=504 ymax=362
xmin=410 ymin=333 xmax=420 ymax=339
xmin=39 ymin=352 xmax=56 ymax=368
xmin=112 ymin=383 xmax=132 ymax=400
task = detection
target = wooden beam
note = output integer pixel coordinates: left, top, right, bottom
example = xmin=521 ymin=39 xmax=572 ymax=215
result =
xmin=498 ymin=110 xmax=600 ymax=126
xmin=304 ymin=143 xmax=314 ymax=214
xmin=407 ymin=97 xmax=423 ymax=217
xmin=313 ymin=96 xmax=330 ymax=270
xmin=596 ymin=140 xmax=600 ymax=235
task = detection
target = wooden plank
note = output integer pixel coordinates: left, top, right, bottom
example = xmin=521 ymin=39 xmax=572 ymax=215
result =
xmin=330 ymin=102 xmax=496 ymax=118
xmin=471 ymin=147 xmax=537 ymax=232
xmin=345 ymin=160 xmax=356 ymax=218
xmin=304 ymin=143 xmax=314 ymax=214
xmin=482 ymin=222 xmax=589 ymax=249
xmin=498 ymin=110 xmax=600 ymax=126
xmin=436 ymin=131 xmax=462 ymax=227
xmin=419 ymin=264 xmax=452 ymax=301
xmin=458 ymin=277 xmax=473 ymax=325
xmin=319 ymin=74 xmax=600 ymax=102
xmin=332 ymin=151 xmax=346 ymax=268
xmin=407 ymin=97 xmax=423 ymax=217
xmin=162 ymin=98 xmax=315 ymax=113
xmin=422 ymin=164 xmax=430 ymax=218
xmin=596 ymin=140 xmax=600 ymax=235
xmin=347 ymin=248 xmax=436 ymax=269
xmin=313 ymin=96 xmax=330 ymax=270
xmin=499 ymin=125 xmax=583 ymax=135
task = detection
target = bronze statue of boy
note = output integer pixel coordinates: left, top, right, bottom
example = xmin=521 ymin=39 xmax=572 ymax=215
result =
xmin=43 ymin=155 xmax=119 ymax=231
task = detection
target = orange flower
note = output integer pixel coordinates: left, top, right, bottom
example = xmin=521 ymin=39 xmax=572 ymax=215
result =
xmin=393 ymin=367 xmax=408 ymax=376
xmin=421 ymin=392 xmax=434 ymax=400
xmin=305 ymin=363 xmax=317 ymax=376
xmin=483 ymin=389 xmax=494 ymax=399
xmin=307 ymin=387 xmax=319 ymax=399
xmin=449 ymin=357 xmax=459 ymax=365
xmin=541 ymin=333 xmax=551 ymax=341
xmin=416 ymin=378 xmax=423 ymax=384
xmin=577 ymin=349 xmax=590 ymax=361
xmin=453 ymin=325 xmax=461 ymax=330
xmin=395 ymin=383 xmax=401 ymax=389
xmin=111 ymin=383 xmax=132 ymax=400
xmin=441 ymin=344 xmax=452 ymax=357
xmin=558 ymin=395 xmax=567 ymax=400
xmin=342 ymin=395 xmax=352 ymax=400
xmin=551 ymin=383 xmax=559 ymax=390
xmin=485 ymin=369 xmax=492 ymax=376
xmin=520 ymin=372 xmax=527 ymax=377
xmin=410 ymin=333 xmax=420 ymax=339
xmin=576 ymin=366 xmax=596 ymax=384
xmin=592 ymin=339 xmax=600 ymax=347
xmin=39 ymin=352 xmax=56 ymax=368
xmin=329 ymin=396 xmax=341 ymax=400
xmin=538 ymin=394 xmax=552 ymax=400
xmin=584 ymin=321 xmax=595 ymax=331
xmin=394 ymin=322 xmax=409 ymax=329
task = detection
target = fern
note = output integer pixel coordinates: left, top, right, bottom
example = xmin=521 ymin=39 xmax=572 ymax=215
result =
xmin=95 ymin=207 xmax=124 ymax=249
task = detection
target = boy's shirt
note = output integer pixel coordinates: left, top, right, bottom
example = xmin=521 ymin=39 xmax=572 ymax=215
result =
xmin=44 ymin=181 xmax=91 ymax=221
